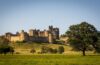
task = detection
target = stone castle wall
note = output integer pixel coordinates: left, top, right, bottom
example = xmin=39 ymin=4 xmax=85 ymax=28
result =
xmin=5 ymin=26 xmax=59 ymax=43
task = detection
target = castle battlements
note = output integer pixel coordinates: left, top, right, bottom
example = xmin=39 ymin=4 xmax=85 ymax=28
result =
xmin=5 ymin=26 xmax=59 ymax=43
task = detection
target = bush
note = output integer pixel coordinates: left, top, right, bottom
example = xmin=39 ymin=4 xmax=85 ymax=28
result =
xmin=9 ymin=47 xmax=14 ymax=54
xmin=15 ymin=52 xmax=20 ymax=54
xmin=47 ymin=47 xmax=54 ymax=53
xmin=16 ymin=41 xmax=26 ymax=43
xmin=53 ymin=49 xmax=57 ymax=53
xmin=41 ymin=46 xmax=48 ymax=53
xmin=30 ymin=48 xmax=36 ymax=54
xmin=41 ymin=46 xmax=57 ymax=54
xmin=57 ymin=46 xmax=64 ymax=54
xmin=0 ymin=45 xmax=14 ymax=54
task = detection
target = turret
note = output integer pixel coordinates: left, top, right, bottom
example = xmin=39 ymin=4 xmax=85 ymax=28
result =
xmin=29 ymin=29 xmax=34 ymax=36
xmin=20 ymin=30 xmax=29 ymax=42
xmin=49 ymin=25 xmax=53 ymax=31
xmin=48 ymin=33 xmax=53 ymax=43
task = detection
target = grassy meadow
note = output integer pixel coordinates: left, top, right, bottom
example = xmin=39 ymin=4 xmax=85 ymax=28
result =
xmin=0 ymin=42 xmax=99 ymax=65
xmin=0 ymin=54 xmax=100 ymax=65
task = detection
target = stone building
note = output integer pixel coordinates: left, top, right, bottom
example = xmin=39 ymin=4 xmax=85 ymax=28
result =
xmin=5 ymin=26 xmax=59 ymax=43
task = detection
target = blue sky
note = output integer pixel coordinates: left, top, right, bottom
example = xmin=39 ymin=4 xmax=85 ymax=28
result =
xmin=0 ymin=0 xmax=100 ymax=35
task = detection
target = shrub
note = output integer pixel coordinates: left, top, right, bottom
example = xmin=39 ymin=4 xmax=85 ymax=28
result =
xmin=0 ymin=45 xmax=14 ymax=54
xmin=47 ymin=47 xmax=54 ymax=53
xmin=41 ymin=46 xmax=48 ymax=53
xmin=15 ymin=52 xmax=20 ymax=54
xmin=57 ymin=46 xmax=64 ymax=54
xmin=30 ymin=48 xmax=36 ymax=54
xmin=41 ymin=46 xmax=58 ymax=54
xmin=53 ymin=49 xmax=57 ymax=53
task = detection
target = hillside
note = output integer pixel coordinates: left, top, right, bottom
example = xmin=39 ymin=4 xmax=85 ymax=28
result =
xmin=10 ymin=42 xmax=93 ymax=55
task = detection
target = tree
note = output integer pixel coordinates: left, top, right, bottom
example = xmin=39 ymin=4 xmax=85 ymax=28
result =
xmin=0 ymin=36 xmax=14 ymax=54
xmin=57 ymin=46 xmax=64 ymax=54
xmin=66 ymin=22 xmax=98 ymax=56
xmin=94 ymin=31 xmax=100 ymax=53
xmin=0 ymin=45 xmax=14 ymax=54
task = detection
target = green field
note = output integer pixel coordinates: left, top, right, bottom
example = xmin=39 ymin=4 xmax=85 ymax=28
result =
xmin=0 ymin=54 xmax=100 ymax=65
xmin=1 ymin=43 xmax=99 ymax=65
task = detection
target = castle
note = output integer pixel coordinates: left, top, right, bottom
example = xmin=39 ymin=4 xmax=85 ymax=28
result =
xmin=5 ymin=26 xmax=59 ymax=43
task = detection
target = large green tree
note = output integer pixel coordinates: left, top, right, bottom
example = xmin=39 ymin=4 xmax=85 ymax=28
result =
xmin=66 ymin=22 xmax=98 ymax=56
xmin=95 ymin=31 xmax=100 ymax=53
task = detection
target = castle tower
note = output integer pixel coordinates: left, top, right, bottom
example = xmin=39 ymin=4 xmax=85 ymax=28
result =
xmin=48 ymin=33 xmax=53 ymax=43
xmin=44 ymin=30 xmax=49 ymax=37
xmin=5 ymin=32 xmax=12 ymax=41
xmin=29 ymin=29 xmax=34 ymax=36
xmin=52 ymin=28 xmax=59 ymax=40
xmin=48 ymin=26 xmax=59 ymax=41
xmin=20 ymin=30 xmax=25 ymax=41
xmin=49 ymin=25 xmax=53 ymax=31
xmin=20 ymin=30 xmax=29 ymax=42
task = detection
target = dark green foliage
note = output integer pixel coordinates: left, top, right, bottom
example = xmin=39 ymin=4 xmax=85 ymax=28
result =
xmin=0 ymin=36 xmax=14 ymax=54
xmin=53 ymin=49 xmax=58 ymax=53
xmin=54 ymin=40 xmax=65 ymax=44
xmin=41 ymin=46 xmax=58 ymax=54
xmin=41 ymin=46 xmax=48 ymax=53
xmin=66 ymin=22 xmax=98 ymax=56
xmin=0 ymin=45 xmax=14 ymax=54
xmin=57 ymin=46 xmax=64 ymax=54
xmin=30 ymin=48 xmax=36 ymax=54
xmin=9 ymin=47 xmax=14 ymax=54
xmin=16 ymin=41 xmax=26 ymax=43
xmin=94 ymin=34 xmax=100 ymax=53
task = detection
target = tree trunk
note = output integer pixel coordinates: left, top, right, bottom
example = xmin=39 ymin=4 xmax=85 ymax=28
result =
xmin=82 ymin=50 xmax=86 ymax=56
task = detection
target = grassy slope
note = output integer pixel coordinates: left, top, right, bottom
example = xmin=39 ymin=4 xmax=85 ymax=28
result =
xmin=10 ymin=42 xmax=94 ymax=55
xmin=0 ymin=54 xmax=100 ymax=65
xmin=10 ymin=42 xmax=73 ymax=54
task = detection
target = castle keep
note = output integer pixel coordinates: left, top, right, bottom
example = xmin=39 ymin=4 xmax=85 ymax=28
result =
xmin=5 ymin=26 xmax=59 ymax=43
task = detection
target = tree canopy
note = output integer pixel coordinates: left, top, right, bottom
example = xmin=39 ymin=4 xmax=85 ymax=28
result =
xmin=66 ymin=22 xmax=98 ymax=56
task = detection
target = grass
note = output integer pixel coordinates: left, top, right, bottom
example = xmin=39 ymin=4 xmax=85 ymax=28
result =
xmin=0 ymin=43 xmax=100 ymax=65
xmin=10 ymin=42 xmax=72 ymax=54
xmin=11 ymin=42 xmax=95 ymax=55
xmin=0 ymin=54 xmax=100 ymax=65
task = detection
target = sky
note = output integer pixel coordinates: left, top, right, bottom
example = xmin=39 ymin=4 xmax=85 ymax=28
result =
xmin=0 ymin=0 xmax=100 ymax=35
